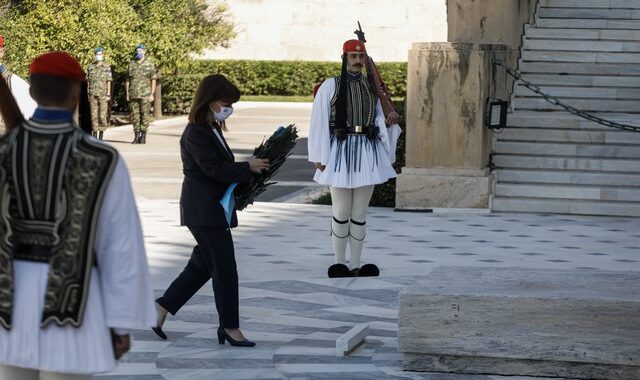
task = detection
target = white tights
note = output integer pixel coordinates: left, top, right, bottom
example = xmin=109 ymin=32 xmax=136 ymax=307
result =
xmin=0 ymin=364 xmax=92 ymax=380
xmin=330 ymin=185 xmax=374 ymax=269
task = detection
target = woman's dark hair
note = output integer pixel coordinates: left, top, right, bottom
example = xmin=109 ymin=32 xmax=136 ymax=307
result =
xmin=189 ymin=74 xmax=241 ymax=129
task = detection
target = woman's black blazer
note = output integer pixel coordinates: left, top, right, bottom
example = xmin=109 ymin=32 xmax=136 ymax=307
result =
xmin=179 ymin=122 xmax=252 ymax=228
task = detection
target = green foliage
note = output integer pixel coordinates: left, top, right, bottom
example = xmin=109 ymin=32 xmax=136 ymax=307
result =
xmin=0 ymin=0 xmax=234 ymax=76
xmin=157 ymin=60 xmax=407 ymax=115
xmin=311 ymin=192 xmax=332 ymax=205
xmin=129 ymin=0 xmax=234 ymax=73
xmin=180 ymin=60 xmax=407 ymax=97
xmin=369 ymin=101 xmax=406 ymax=208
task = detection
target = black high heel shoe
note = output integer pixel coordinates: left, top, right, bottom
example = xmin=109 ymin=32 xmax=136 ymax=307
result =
xmin=152 ymin=301 xmax=168 ymax=340
xmin=151 ymin=325 xmax=167 ymax=340
xmin=217 ymin=327 xmax=255 ymax=347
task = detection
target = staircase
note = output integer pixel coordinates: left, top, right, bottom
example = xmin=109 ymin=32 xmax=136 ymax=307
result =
xmin=491 ymin=0 xmax=640 ymax=216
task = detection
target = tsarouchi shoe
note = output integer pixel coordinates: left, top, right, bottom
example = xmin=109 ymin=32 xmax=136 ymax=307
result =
xmin=327 ymin=263 xmax=350 ymax=278
xmin=359 ymin=263 xmax=379 ymax=277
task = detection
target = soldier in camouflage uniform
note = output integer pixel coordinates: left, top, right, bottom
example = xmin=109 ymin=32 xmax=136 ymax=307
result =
xmin=126 ymin=44 xmax=157 ymax=144
xmin=87 ymin=47 xmax=113 ymax=140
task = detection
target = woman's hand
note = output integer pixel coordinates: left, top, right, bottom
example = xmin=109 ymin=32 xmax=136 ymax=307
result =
xmin=314 ymin=163 xmax=326 ymax=172
xmin=249 ymin=158 xmax=270 ymax=174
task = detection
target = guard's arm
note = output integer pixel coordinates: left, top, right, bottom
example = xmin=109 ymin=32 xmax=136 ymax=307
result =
xmin=0 ymin=74 xmax=25 ymax=131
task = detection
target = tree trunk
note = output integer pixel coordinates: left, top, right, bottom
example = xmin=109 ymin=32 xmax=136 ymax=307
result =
xmin=153 ymin=68 xmax=162 ymax=118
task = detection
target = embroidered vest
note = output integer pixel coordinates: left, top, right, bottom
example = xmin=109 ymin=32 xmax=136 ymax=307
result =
xmin=0 ymin=120 xmax=118 ymax=329
xmin=329 ymin=75 xmax=377 ymax=133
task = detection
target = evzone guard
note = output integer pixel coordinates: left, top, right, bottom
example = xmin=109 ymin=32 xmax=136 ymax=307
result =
xmin=308 ymin=25 xmax=402 ymax=278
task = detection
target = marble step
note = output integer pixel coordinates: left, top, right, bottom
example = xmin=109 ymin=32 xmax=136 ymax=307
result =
xmin=494 ymin=182 xmax=640 ymax=202
xmin=522 ymin=50 xmax=640 ymax=64
xmin=399 ymin=267 xmax=640 ymax=378
xmin=514 ymin=74 xmax=640 ymax=88
xmin=525 ymin=38 xmax=640 ymax=52
xmin=494 ymin=141 xmax=640 ymax=159
xmin=497 ymin=127 xmax=640 ymax=144
xmin=527 ymin=28 xmax=640 ymax=41
xmin=493 ymin=154 xmax=640 ymax=173
xmin=520 ymin=61 xmax=640 ymax=75
xmin=491 ymin=196 xmax=640 ymax=216
xmin=496 ymin=168 xmax=640 ymax=187
xmin=541 ymin=0 xmax=640 ymax=8
xmin=538 ymin=18 xmax=640 ymax=30
xmin=515 ymin=84 xmax=640 ymax=100
xmin=538 ymin=8 xmax=640 ymax=19
xmin=507 ymin=111 xmax=640 ymax=130
xmin=514 ymin=97 xmax=640 ymax=113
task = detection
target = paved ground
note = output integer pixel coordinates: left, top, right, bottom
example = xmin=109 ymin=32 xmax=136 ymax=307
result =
xmin=96 ymin=200 xmax=640 ymax=380
xmin=93 ymin=103 xmax=640 ymax=379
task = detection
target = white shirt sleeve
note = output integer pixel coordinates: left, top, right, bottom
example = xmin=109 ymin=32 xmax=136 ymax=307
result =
xmin=374 ymin=100 xmax=402 ymax=165
xmin=94 ymin=156 xmax=156 ymax=330
xmin=307 ymin=79 xmax=334 ymax=166
xmin=386 ymin=123 xmax=402 ymax=165
xmin=10 ymin=74 xmax=37 ymax=119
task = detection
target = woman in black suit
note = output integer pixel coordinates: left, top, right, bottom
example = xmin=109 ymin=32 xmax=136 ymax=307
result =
xmin=152 ymin=75 xmax=269 ymax=346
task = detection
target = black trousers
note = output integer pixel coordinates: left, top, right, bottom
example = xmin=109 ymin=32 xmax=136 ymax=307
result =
xmin=157 ymin=227 xmax=239 ymax=328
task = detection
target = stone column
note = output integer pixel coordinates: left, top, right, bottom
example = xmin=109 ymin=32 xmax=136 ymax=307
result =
xmin=396 ymin=43 xmax=510 ymax=209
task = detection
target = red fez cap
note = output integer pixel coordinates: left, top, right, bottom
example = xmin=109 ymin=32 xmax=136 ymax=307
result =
xmin=343 ymin=39 xmax=366 ymax=53
xmin=29 ymin=51 xmax=85 ymax=81
xmin=0 ymin=34 xmax=3 ymax=48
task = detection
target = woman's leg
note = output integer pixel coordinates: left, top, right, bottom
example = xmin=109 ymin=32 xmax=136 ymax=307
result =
xmin=348 ymin=185 xmax=374 ymax=269
xmin=330 ymin=187 xmax=353 ymax=265
xmin=156 ymin=244 xmax=212 ymax=316
xmin=190 ymin=227 xmax=239 ymax=329
xmin=0 ymin=365 xmax=38 ymax=380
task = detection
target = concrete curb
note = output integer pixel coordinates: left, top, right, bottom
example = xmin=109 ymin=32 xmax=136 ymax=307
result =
xmin=271 ymin=185 xmax=329 ymax=204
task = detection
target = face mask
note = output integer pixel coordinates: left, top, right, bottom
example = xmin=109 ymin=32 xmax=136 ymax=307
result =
xmin=0 ymin=64 xmax=4 ymax=74
xmin=211 ymin=105 xmax=233 ymax=122
xmin=95 ymin=54 xmax=103 ymax=62
xmin=135 ymin=52 xmax=144 ymax=60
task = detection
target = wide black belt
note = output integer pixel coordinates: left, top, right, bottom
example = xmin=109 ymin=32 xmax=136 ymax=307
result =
xmin=13 ymin=245 xmax=99 ymax=267
xmin=13 ymin=245 xmax=53 ymax=263
xmin=330 ymin=125 xmax=374 ymax=135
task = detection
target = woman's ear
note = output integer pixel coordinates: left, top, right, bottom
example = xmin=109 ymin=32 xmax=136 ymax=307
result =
xmin=209 ymin=101 xmax=221 ymax=113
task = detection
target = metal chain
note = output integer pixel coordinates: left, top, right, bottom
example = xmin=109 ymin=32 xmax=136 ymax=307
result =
xmin=492 ymin=58 xmax=640 ymax=133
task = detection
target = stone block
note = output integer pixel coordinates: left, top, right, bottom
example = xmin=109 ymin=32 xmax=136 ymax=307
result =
xmin=398 ymin=266 xmax=640 ymax=379
xmin=336 ymin=324 xmax=369 ymax=356
xmin=396 ymin=168 xmax=490 ymax=209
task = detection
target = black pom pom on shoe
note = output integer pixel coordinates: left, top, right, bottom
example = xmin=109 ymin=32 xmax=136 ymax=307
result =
xmin=328 ymin=263 xmax=350 ymax=278
xmin=359 ymin=264 xmax=379 ymax=277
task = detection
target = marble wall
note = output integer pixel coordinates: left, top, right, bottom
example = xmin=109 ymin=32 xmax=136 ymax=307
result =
xmin=203 ymin=0 xmax=448 ymax=62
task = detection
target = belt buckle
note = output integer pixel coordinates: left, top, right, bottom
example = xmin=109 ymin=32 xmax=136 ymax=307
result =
xmin=355 ymin=125 xmax=363 ymax=133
